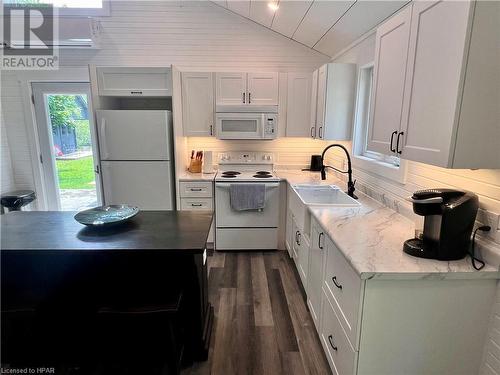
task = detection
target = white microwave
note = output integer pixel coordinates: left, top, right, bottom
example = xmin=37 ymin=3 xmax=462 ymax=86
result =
xmin=215 ymin=112 xmax=277 ymax=140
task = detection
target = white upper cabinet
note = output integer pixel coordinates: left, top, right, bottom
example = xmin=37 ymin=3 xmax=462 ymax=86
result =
xmin=314 ymin=63 xmax=357 ymax=141
xmin=97 ymin=67 xmax=172 ymax=97
xmin=215 ymin=73 xmax=247 ymax=106
xmin=370 ymin=1 xmax=499 ymax=168
xmin=215 ymin=72 xmax=278 ymax=107
xmin=181 ymin=72 xmax=214 ymax=137
xmin=400 ymin=0 xmax=483 ymax=167
xmin=247 ymin=72 xmax=279 ymax=106
xmin=310 ymin=69 xmax=319 ymax=138
xmin=286 ymin=72 xmax=312 ymax=137
xmin=367 ymin=6 xmax=412 ymax=155
xmin=315 ymin=64 xmax=327 ymax=139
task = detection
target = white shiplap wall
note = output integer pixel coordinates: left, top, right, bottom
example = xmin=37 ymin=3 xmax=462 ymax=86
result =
xmin=0 ymin=0 xmax=329 ymax=195
xmin=1 ymin=73 xmax=29 ymax=192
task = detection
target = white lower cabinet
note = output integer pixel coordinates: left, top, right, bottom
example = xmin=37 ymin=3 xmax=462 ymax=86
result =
xmin=292 ymin=215 xmax=309 ymax=288
xmin=285 ymin=211 xmax=293 ymax=258
xmin=179 ymin=180 xmax=214 ymax=244
xmin=307 ymin=217 xmax=325 ymax=330
xmin=323 ymin=236 xmax=362 ymax=348
xmin=320 ymin=292 xmax=357 ymax=375
xmin=287 ymin=198 xmax=496 ymax=375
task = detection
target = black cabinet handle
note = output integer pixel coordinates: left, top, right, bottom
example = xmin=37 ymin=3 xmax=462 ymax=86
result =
xmin=295 ymin=231 xmax=300 ymax=245
xmin=248 ymin=92 xmax=251 ymax=104
xmin=191 ymin=203 xmax=203 ymax=207
xmin=328 ymin=335 xmax=338 ymax=351
xmin=310 ymin=126 xmax=315 ymax=138
xmin=319 ymin=232 xmax=324 ymax=249
xmin=243 ymin=92 xmax=246 ymax=104
xmin=390 ymin=130 xmax=397 ymax=152
xmin=318 ymin=126 xmax=323 ymax=139
xmin=130 ymin=91 xmax=143 ymax=95
xmin=190 ymin=188 xmax=203 ymax=191
xmin=210 ymin=125 xmax=213 ymax=136
xmin=332 ymin=276 xmax=342 ymax=290
xmin=396 ymin=131 xmax=404 ymax=154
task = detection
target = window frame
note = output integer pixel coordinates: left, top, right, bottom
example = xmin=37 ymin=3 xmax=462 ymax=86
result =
xmin=351 ymin=62 xmax=407 ymax=184
xmin=3 ymin=0 xmax=111 ymax=17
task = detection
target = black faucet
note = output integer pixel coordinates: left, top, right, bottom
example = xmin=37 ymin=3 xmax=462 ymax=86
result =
xmin=320 ymin=144 xmax=357 ymax=199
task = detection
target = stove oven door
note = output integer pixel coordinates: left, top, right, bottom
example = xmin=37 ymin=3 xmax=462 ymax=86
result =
xmin=215 ymin=182 xmax=280 ymax=228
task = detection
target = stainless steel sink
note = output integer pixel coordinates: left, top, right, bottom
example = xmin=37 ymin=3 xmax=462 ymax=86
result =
xmin=292 ymin=184 xmax=361 ymax=207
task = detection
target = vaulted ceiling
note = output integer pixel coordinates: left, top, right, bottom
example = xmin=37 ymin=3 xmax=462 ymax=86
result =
xmin=212 ymin=0 xmax=409 ymax=57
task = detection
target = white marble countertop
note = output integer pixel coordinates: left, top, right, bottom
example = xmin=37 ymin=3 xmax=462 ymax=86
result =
xmin=178 ymin=171 xmax=216 ymax=181
xmin=276 ymin=170 xmax=500 ymax=280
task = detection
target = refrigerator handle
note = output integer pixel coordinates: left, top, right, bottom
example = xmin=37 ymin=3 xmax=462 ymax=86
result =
xmin=99 ymin=117 xmax=109 ymax=159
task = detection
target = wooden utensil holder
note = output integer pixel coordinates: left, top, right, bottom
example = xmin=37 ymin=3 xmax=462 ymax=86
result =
xmin=188 ymin=159 xmax=202 ymax=173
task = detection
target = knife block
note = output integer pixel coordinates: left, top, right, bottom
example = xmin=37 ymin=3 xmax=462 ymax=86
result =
xmin=188 ymin=159 xmax=202 ymax=173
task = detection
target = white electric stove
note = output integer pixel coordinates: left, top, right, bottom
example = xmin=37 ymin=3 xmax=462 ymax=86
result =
xmin=215 ymin=152 xmax=280 ymax=182
xmin=215 ymin=152 xmax=280 ymax=250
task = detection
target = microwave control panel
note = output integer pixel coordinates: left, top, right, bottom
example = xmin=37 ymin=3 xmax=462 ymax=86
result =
xmin=264 ymin=114 xmax=277 ymax=139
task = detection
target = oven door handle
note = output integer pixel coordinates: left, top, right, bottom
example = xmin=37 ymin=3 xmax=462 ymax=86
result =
xmin=216 ymin=183 xmax=280 ymax=189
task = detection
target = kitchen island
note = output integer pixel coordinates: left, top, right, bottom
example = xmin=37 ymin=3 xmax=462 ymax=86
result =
xmin=1 ymin=211 xmax=214 ymax=370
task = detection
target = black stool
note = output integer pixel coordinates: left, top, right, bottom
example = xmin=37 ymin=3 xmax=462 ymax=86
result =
xmin=96 ymin=290 xmax=185 ymax=375
xmin=0 ymin=190 xmax=36 ymax=213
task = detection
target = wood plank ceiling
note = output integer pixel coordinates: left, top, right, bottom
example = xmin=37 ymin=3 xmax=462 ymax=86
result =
xmin=212 ymin=0 xmax=409 ymax=57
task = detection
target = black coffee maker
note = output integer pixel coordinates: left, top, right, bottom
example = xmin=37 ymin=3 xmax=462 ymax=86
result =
xmin=403 ymin=189 xmax=479 ymax=260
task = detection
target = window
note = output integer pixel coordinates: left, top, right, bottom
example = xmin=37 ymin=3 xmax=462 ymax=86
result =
xmin=4 ymin=0 xmax=110 ymax=16
xmin=352 ymin=63 xmax=407 ymax=183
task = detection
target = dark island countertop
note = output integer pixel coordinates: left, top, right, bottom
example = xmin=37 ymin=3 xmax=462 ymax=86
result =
xmin=1 ymin=211 xmax=213 ymax=253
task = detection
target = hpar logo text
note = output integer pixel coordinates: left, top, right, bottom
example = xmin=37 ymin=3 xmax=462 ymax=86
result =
xmin=2 ymin=4 xmax=59 ymax=70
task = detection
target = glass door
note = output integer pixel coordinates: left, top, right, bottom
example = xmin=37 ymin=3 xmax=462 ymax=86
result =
xmin=32 ymin=82 xmax=102 ymax=210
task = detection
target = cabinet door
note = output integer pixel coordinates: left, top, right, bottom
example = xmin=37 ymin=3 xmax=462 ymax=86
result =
xmin=97 ymin=67 xmax=172 ymax=97
xmin=286 ymin=73 xmax=312 ymax=136
xmin=181 ymin=72 xmax=214 ymax=136
xmin=323 ymin=63 xmax=356 ymax=141
xmin=307 ymin=219 xmax=326 ymax=330
xmin=400 ymin=0 xmax=472 ymax=166
xmin=292 ymin=218 xmax=300 ymax=262
xmin=297 ymin=232 xmax=309 ymax=289
xmin=366 ymin=6 xmax=412 ymax=154
xmin=247 ymin=72 xmax=279 ymax=106
xmin=215 ymin=73 xmax=247 ymax=106
xmin=315 ymin=65 xmax=327 ymax=139
xmin=310 ymin=69 xmax=319 ymax=138
xmin=285 ymin=211 xmax=293 ymax=258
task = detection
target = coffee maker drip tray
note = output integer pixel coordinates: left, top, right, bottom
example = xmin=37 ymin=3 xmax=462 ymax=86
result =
xmin=403 ymin=238 xmax=436 ymax=259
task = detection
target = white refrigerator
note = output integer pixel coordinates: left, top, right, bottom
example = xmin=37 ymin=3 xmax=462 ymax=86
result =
xmin=97 ymin=110 xmax=175 ymax=210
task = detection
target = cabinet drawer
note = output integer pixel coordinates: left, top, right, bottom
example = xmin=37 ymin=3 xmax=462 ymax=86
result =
xmin=180 ymin=198 xmax=213 ymax=211
xmin=324 ymin=237 xmax=362 ymax=348
xmin=179 ymin=181 xmax=213 ymax=198
xmin=320 ymin=291 xmax=357 ymax=375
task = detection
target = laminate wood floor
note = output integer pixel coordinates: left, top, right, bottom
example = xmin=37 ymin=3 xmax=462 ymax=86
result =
xmin=182 ymin=250 xmax=331 ymax=375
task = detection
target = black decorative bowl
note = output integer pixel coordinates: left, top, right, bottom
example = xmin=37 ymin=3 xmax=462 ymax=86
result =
xmin=74 ymin=205 xmax=139 ymax=227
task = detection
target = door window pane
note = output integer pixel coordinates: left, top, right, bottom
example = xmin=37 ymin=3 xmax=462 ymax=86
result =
xmin=47 ymin=94 xmax=98 ymax=210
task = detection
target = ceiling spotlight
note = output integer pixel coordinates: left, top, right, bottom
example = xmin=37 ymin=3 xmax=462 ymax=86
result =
xmin=268 ymin=2 xmax=279 ymax=11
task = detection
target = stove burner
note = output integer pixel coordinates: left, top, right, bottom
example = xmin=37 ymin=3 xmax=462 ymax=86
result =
xmin=253 ymin=174 xmax=273 ymax=178
xmin=221 ymin=175 xmax=237 ymax=178
xmin=222 ymin=171 xmax=241 ymax=175
xmin=255 ymin=171 xmax=271 ymax=175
